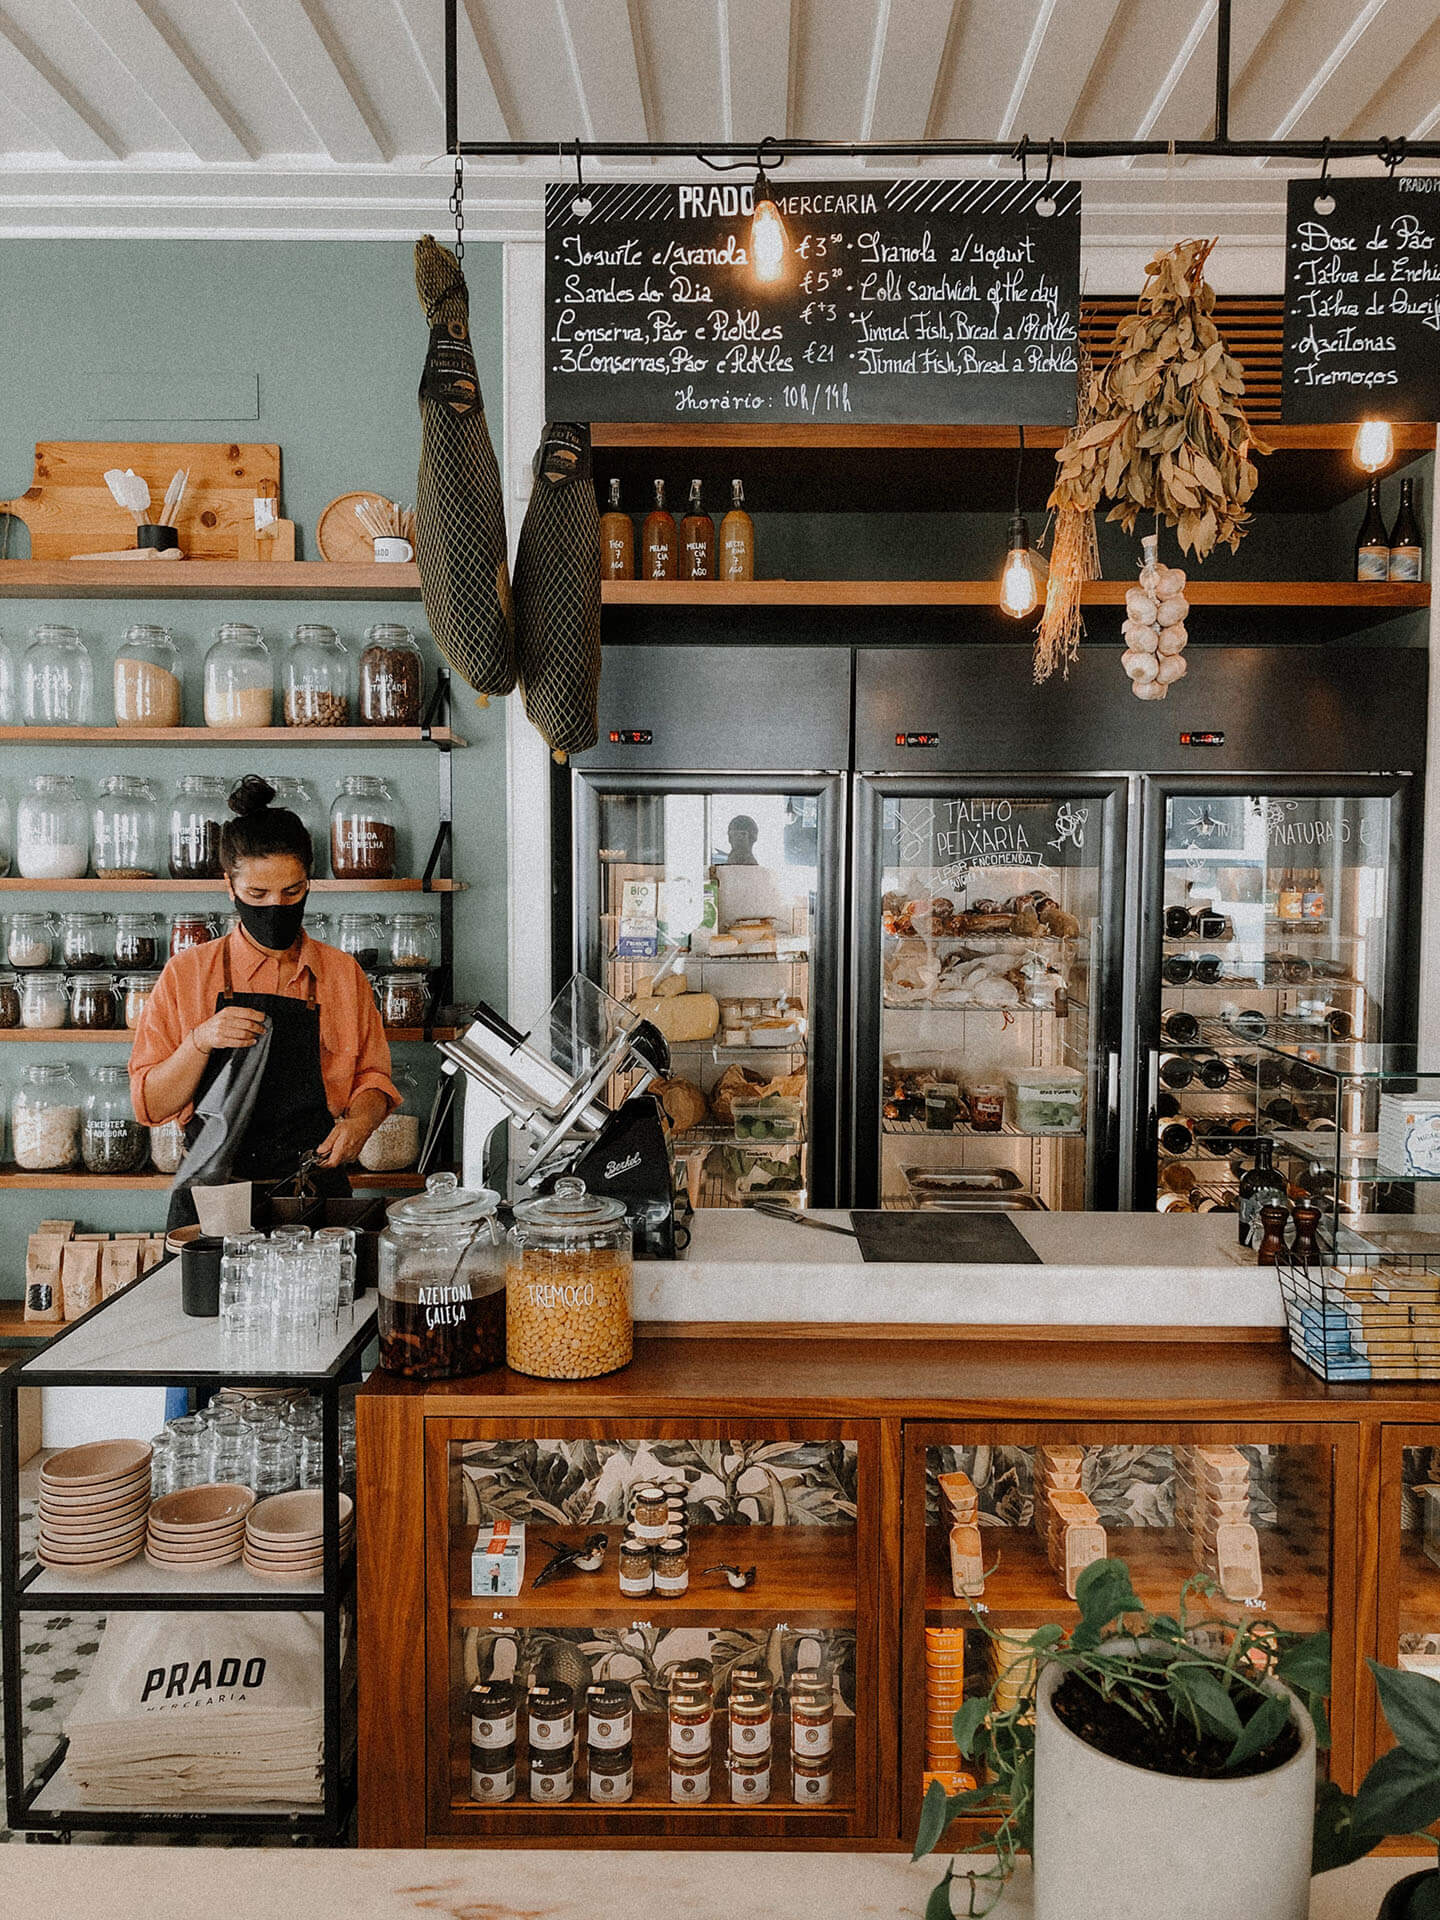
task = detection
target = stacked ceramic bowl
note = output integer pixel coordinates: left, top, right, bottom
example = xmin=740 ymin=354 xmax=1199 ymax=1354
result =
xmin=145 ymin=1484 xmax=255 ymax=1570
xmin=243 ymin=1490 xmax=353 ymax=1579
xmin=37 ymin=1440 xmax=152 ymax=1572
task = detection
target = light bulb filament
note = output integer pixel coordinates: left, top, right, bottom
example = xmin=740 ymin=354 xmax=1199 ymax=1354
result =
xmin=1000 ymin=514 xmax=1038 ymax=619
xmin=1353 ymin=420 xmax=1395 ymax=473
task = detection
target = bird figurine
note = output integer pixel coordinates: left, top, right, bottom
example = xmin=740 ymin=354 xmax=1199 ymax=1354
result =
xmin=531 ymin=1532 xmax=609 ymax=1589
xmin=702 ymin=1563 xmax=757 ymax=1590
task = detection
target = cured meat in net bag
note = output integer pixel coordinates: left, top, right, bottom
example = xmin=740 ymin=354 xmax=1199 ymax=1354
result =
xmin=413 ymin=235 xmax=515 ymax=701
xmin=513 ymin=422 xmax=602 ymax=763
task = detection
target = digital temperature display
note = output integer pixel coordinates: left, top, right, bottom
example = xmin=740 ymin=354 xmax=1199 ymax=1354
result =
xmin=609 ymin=730 xmax=653 ymax=746
xmin=897 ymin=732 xmax=941 ymax=749
xmin=1179 ymin=731 xmax=1225 ymax=748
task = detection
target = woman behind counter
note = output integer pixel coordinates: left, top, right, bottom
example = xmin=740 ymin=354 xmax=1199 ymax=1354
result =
xmin=129 ymin=775 xmax=398 ymax=1227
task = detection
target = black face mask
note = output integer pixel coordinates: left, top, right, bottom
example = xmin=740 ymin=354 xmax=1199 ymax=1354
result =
xmin=233 ymin=892 xmax=307 ymax=953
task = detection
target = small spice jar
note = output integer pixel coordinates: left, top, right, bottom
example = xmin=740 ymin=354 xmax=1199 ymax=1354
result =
xmin=789 ymin=1669 xmax=835 ymax=1757
xmin=469 ymin=1678 xmax=519 ymax=1750
xmin=630 ymin=1484 xmax=670 ymax=1539
xmin=170 ymin=912 xmax=218 ymax=959
xmin=469 ymin=1742 xmax=516 ymax=1804
xmin=728 ymin=1671 xmax=774 ymax=1756
xmin=618 ymin=1539 xmax=653 ymax=1596
xmin=203 ymin=622 xmax=273 ymax=728
xmin=389 ymin=912 xmax=439 ymax=970
xmin=69 ymin=971 xmax=117 ymax=1031
xmin=330 ymin=774 xmax=402 ymax=880
xmin=729 ymin=1751 xmax=771 ymax=1804
xmin=587 ymin=1744 xmax=633 ymax=1803
xmin=168 ymin=774 xmax=229 ymax=879
xmin=668 ymin=1683 xmax=713 ymax=1757
xmin=359 ymin=622 xmax=424 ymax=726
xmin=58 ymin=911 xmax=112 ymax=971
xmin=7 ymin=912 xmax=56 ymax=969
xmin=792 ymin=1752 xmax=834 ymax=1804
xmin=149 ymin=1117 xmax=186 ymax=1175
xmin=121 ymin=972 xmax=160 ymax=1030
xmin=381 ymin=970 xmax=432 ymax=1030
xmin=655 ymin=1539 xmax=689 ymax=1597
xmin=113 ymin=911 xmax=162 ymax=969
xmin=0 ymin=970 xmax=19 ymax=1029
xmin=529 ymin=1748 xmax=574 ymax=1803
xmin=527 ymin=1682 xmax=576 ymax=1752
xmin=669 ymin=1751 xmax=710 ymax=1803
xmin=20 ymin=971 xmax=69 ymax=1030
xmin=282 ymin=623 xmax=350 ymax=727
xmin=585 ymin=1682 xmax=633 ymax=1751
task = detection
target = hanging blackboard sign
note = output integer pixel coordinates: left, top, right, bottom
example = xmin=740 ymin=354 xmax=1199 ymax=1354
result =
xmin=883 ymin=795 xmax=1091 ymax=873
xmin=545 ymin=177 xmax=1081 ymax=426
xmin=1282 ymin=176 xmax=1440 ymax=421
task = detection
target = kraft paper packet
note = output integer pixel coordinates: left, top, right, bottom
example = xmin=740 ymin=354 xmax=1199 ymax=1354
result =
xmin=24 ymin=1233 xmax=65 ymax=1322
xmin=144 ymin=1237 xmax=167 ymax=1271
xmin=36 ymin=1220 xmax=77 ymax=1240
xmin=61 ymin=1240 xmax=103 ymax=1320
xmin=101 ymin=1239 xmax=143 ymax=1299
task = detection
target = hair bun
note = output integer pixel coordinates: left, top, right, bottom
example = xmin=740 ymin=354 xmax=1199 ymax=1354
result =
xmin=228 ymin=774 xmax=277 ymax=818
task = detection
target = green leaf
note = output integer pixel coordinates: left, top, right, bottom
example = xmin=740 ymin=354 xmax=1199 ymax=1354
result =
xmin=1074 ymin=1558 xmax=1143 ymax=1631
xmin=1028 ymin=1624 xmax=1066 ymax=1649
xmin=1312 ymin=1779 xmax=1371 ymax=1876
xmin=1178 ymin=1667 xmax=1243 ymax=1741
xmin=953 ymin=1696 xmax=990 ymax=1757
xmin=1371 ymin=1661 xmax=1440 ymax=1764
xmin=924 ymin=1864 xmax=957 ymax=1920
xmin=1278 ymin=1631 xmax=1332 ymax=1697
xmin=1225 ymin=1691 xmax=1290 ymax=1770
xmin=1351 ymin=1746 xmax=1440 ymax=1841
xmin=1408 ymin=1873 xmax=1440 ymax=1920
xmin=913 ymin=1778 xmax=952 ymax=1861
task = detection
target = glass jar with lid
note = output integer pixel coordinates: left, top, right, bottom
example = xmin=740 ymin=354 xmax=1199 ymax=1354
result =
xmin=388 ymin=912 xmax=439 ymax=971
xmin=306 ymin=910 xmax=331 ymax=945
xmin=16 ymin=774 xmax=88 ymax=879
xmin=113 ymin=911 xmax=163 ymax=970
xmin=58 ymin=911 xmax=112 ymax=970
xmin=269 ymin=776 xmax=325 ymax=876
xmin=380 ymin=970 xmax=431 ymax=1031
xmin=505 ymin=1177 xmax=634 ymax=1380
xmin=69 ymin=971 xmax=117 ymax=1031
xmin=0 ymin=627 xmax=16 ymax=723
xmin=82 ymin=1063 xmax=148 ymax=1174
xmin=122 ymin=970 xmax=161 ymax=1029
xmin=358 ymin=1065 xmax=420 ymax=1173
xmin=282 ymin=624 xmax=351 ymax=727
xmin=149 ymin=1116 xmax=186 ymax=1175
xmin=334 ymin=912 xmax=384 ymax=970
xmin=376 ymin=1172 xmax=506 ymax=1379
xmin=92 ymin=775 xmax=161 ymax=878
xmin=203 ymin=623 xmax=273 ymax=728
xmin=330 ymin=775 xmax=403 ymax=880
xmin=7 ymin=912 xmax=56 ymax=970
xmin=0 ymin=969 xmax=19 ymax=1029
xmin=168 ymin=773 xmax=228 ymax=879
xmin=19 ymin=971 xmax=68 ymax=1030
xmin=170 ymin=911 xmax=218 ymax=959
xmin=0 ymin=791 xmax=11 ymax=876
xmin=23 ymin=625 xmax=94 ymax=725
xmin=12 ymin=1062 xmax=82 ymax=1170
xmin=113 ymin=624 xmax=183 ymax=726
xmin=358 ymin=623 xmax=423 ymax=726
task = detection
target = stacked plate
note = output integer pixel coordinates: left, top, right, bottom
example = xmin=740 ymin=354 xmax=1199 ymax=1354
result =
xmin=145 ymin=1483 xmax=255 ymax=1570
xmin=38 ymin=1440 xmax=152 ymax=1573
xmin=243 ymin=1490 xmax=353 ymax=1579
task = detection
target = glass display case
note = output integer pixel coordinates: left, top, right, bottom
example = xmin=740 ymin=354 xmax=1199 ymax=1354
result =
xmin=1373 ymin=1427 xmax=1440 ymax=1783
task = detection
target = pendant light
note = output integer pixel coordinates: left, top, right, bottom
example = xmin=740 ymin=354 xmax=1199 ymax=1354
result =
xmin=1352 ymin=419 xmax=1395 ymax=473
xmin=999 ymin=427 xmax=1039 ymax=619
xmin=750 ymin=150 xmax=789 ymax=284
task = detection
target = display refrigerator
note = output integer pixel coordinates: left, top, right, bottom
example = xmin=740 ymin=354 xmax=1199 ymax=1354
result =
xmin=565 ymin=645 xmax=853 ymax=1210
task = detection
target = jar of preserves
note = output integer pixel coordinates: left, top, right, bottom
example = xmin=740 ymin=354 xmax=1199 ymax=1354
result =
xmin=330 ymin=774 xmax=402 ymax=879
xmin=168 ymin=774 xmax=228 ymax=879
xmin=789 ymin=1669 xmax=835 ymax=1757
xmin=668 ymin=1684 xmax=713 ymax=1757
xmin=58 ymin=912 xmax=112 ymax=970
xmin=469 ymin=1742 xmax=516 ymax=1804
xmin=585 ymin=1683 xmax=633 ymax=1752
xmin=505 ymin=1177 xmax=633 ymax=1380
xmin=618 ymin=1539 xmax=653 ymax=1597
xmin=7 ymin=913 xmax=56 ymax=969
xmin=587 ymin=1745 xmax=633 ymax=1803
xmin=203 ymin=622 xmax=273 ymax=728
xmin=728 ymin=1674 xmax=774 ymax=1756
xmin=792 ymin=1752 xmax=834 ymax=1803
xmin=113 ymin=912 xmax=163 ymax=970
xmin=170 ymin=911 xmax=218 ymax=959
xmin=112 ymin=624 xmax=182 ymax=726
xmin=69 ymin=971 xmax=117 ymax=1031
xmin=381 ymin=970 xmax=431 ymax=1030
xmin=121 ymin=971 xmax=161 ymax=1029
xmin=12 ymin=1062 xmax=82 ymax=1170
xmin=729 ymin=1751 xmax=771 ymax=1804
xmin=357 ymin=1066 xmax=421 ymax=1173
xmin=655 ymin=1538 xmax=689 ymax=1596
xmin=92 ymin=774 xmax=161 ymax=877
xmin=283 ymin=624 xmax=351 ymax=727
xmin=17 ymin=774 xmax=88 ymax=879
xmin=358 ymin=623 xmax=423 ymax=726
xmin=469 ymin=1679 xmax=519 ymax=1750
xmin=23 ymin=624 xmax=94 ymax=726
xmin=388 ymin=912 xmax=439 ymax=971
xmin=269 ymin=776 xmax=325 ymax=876
xmin=528 ymin=1683 xmax=576 ymax=1751
xmin=669 ymin=1751 xmax=710 ymax=1804
xmin=82 ymin=1063 xmax=148 ymax=1174
xmin=19 ymin=971 xmax=68 ymax=1030
xmin=529 ymin=1748 xmax=574 ymax=1803
xmin=334 ymin=912 xmax=384 ymax=971
xmin=376 ymin=1172 xmax=505 ymax=1378
xmin=149 ymin=1117 xmax=186 ymax=1175
xmin=0 ymin=970 xmax=19 ymax=1029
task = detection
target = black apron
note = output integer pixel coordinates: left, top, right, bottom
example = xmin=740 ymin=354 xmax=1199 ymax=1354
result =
xmin=166 ymin=938 xmax=349 ymax=1231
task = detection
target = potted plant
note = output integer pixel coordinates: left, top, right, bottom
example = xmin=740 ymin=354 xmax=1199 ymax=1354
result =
xmin=1314 ymin=1657 xmax=1440 ymax=1919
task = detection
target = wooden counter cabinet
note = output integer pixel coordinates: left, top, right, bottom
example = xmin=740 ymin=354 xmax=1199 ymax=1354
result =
xmin=1370 ymin=1425 xmax=1440 ymax=1789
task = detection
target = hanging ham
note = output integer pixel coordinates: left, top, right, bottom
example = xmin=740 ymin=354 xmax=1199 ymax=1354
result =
xmin=513 ymin=422 xmax=602 ymax=763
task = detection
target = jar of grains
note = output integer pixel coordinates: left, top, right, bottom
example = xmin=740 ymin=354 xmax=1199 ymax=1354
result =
xmin=22 ymin=625 xmax=94 ymax=726
xmin=149 ymin=1117 xmax=187 ymax=1175
xmin=334 ymin=912 xmax=384 ymax=971
xmin=376 ymin=1172 xmax=506 ymax=1378
xmin=113 ymin=912 xmax=163 ymax=969
xmin=170 ymin=912 xmax=218 ymax=959
xmin=269 ymin=776 xmax=325 ymax=876
xmin=358 ymin=623 xmax=423 ymax=726
xmin=92 ymin=775 xmax=161 ymax=877
xmin=68 ymin=972 xmax=117 ymax=1031
xmin=19 ymin=971 xmax=68 ymax=1030
xmin=112 ymin=624 xmax=183 ymax=726
xmin=121 ymin=971 xmax=161 ymax=1029
xmin=58 ymin=912 xmax=112 ymax=970
xmin=283 ymin=624 xmax=350 ymax=727
xmin=168 ymin=774 xmax=228 ymax=879
xmin=17 ymin=774 xmax=88 ymax=879
xmin=82 ymin=1064 xmax=149 ymax=1174
xmin=381 ymin=970 xmax=431 ymax=1030
xmin=12 ymin=1062 xmax=82 ymax=1170
xmin=0 ymin=969 xmax=19 ymax=1028
xmin=203 ymin=623 xmax=272 ymax=728
xmin=388 ymin=912 xmax=439 ymax=970
xmin=330 ymin=775 xmax=402 ymax=880
xmin=7 ymin=913 xmax=56 ymax=969
xmin=358 ymin=1066 xmax=420 ymax=1172
xmin=506 ymin=1177 xmax=633 ymax=1379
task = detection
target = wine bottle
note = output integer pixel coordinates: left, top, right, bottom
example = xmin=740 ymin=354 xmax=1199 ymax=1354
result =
xmin=680 ymin=479 xmax=714 ymax=581
xmin=1159 ymin=1053 xmax=1195 ymax=1090
xmin=1278 ymin=871 xmax=1303 ymax=922
xmin=1199 ymin=1056 xmax=1231 ymax=1090
xmin=1303 ymin=869 xmax=1326 ymax=920
xmin=1161 ymin=1008 xmax=1200 ymax=1046
xmin=1237 ymin=1136 xmax=1287 ymax=1248
xmin=598 ymin=478 xmax=635 ymax=580
xmin=641 ymin=479 xmax=677 ymax=580
xmin=1160 ymin=1118 xmax=1195 ymax=1156
xmin=1355 ymin=478 xmax=1390 ymax=582
xmin=1388 ymin=477 xmax=1424 ymax=583
xmin=719 ymin=478 xmax=755 ymax=581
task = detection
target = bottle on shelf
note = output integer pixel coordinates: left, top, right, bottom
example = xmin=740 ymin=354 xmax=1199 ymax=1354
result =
xmin=680 ymin=480 xmax=714 ymax=581
xmin=719 ymin=479 xmax=755 ymax=580
xmin=1198 ymin=1056 xmax=1231 ymax=1091
xmin=1159 ymin=1118 xmax=1195 ymax=1157
xmin=1355 ymin=478 xmax=1391 ymax=582
xmin=599 ymin=479 xmax=635 ymax=581
xmin=1160 ymin=1008 xmax=1200 ymax=1047
xmin=641 ymin=480 xmax=677 ymax=581
xmin=1277 ymin=871 xmax=1303 ymax=923
xmin=1158 ymin=1053 xmax=1195 ymax=1090
xmin=1388 ymin=477 xmax=1424 ymax=583
xmin=1237 ymin=1136 xmax=1287 ymax=1248
xmin=1302 ymin=870 xmax=1326 ymax=920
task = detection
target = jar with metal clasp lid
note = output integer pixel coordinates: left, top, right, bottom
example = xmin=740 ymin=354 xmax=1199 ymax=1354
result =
xmin=376 ymin=1172 xmax=505 ymax=1379
xmin=506 ymin=1177 xmax=633 ymax=1380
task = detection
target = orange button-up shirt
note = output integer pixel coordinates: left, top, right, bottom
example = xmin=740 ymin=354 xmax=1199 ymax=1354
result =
xmin=129 ymin=928 xmax=399 ymax=1128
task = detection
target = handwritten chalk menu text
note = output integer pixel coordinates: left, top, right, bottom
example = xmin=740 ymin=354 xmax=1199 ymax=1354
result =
xmin=1283 ymin=176 xmax=1440 ymax=421
xmin=544 ymin=177 xmax=1081 ymax=425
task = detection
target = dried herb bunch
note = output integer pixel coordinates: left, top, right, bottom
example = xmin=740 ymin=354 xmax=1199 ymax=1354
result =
xmin=1051 ymin=239 xmax=1269 ymax=560
xmin=1035 ymin=344 xmax=1101 ymax=684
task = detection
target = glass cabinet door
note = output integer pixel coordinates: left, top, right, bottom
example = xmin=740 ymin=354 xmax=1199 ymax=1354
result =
xmin=1374 ymin=1425 xmax=1440 ymax=1785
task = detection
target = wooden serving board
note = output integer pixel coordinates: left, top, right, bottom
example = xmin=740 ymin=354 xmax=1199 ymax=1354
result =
xmin=0 ymin=441 xmax=281 ymax=560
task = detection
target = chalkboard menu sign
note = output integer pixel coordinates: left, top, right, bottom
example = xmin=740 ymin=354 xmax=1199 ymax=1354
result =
xmin=545 ymin=177 xmax=1081 ymax=426
xmin=884 ymin=795 xmax=1091 ymax=873
xmin=1283 ymin=176 xmax=1440 ymax=421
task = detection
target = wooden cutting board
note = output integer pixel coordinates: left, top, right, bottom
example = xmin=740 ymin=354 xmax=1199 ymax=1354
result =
xmin=0 ymin=441 xmax=281 ymax=560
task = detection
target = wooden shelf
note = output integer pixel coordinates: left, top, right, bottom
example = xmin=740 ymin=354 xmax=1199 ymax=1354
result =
xmin=0 ymin=560 xmax=421 ymax=600
xmin=0 ymin=878 xmax=462 ymax=893
xmin=0 ymin=724 xmax=462 ymax=748
xmin=604 ymin=580 xmax=1430 ymax=610
xmin=451 ymin=1523 xmax=855 ymax=1630
xmin=0 ymin=1167 xmax=430 ymax=1190
xmin=593 ymin=423 xmax=1436 ymax=454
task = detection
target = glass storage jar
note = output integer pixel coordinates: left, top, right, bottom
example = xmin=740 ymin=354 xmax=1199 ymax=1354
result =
xmin=82 ymin=1063 xmax=148 ymax=1174
xmin=204 ymin=622 xmax=273 ymax=728
xmin=358 ymin=1066 xmax=420 ymax=1173
xmin=388 ymin=912 xmax=439 ymax=971
xmin=381 ymin=970 xmax=431 ymax=1030
xmin=269 ymin=776 xmax=325 ymax=876
xmin=58 ymin=911 xmax=112 ymax=969
xmin=92 ymin=774 xmax=161 ymax=877
xmin=358 ymin=623 xmax=423 ymax=726
xmin=69 ymin=971 xmax=117 ymax=1031
xmin=168 ymin=774 xmax=228 ymax=879
xmin=306 ymin=910 xmax=331 ymax=945
xmin=283 ymin=624 xmax=350 ymax=727
xmin=16 ymin=774 xmax=88 ymax=879
xmin=506 ymin=1177 xmax=634 ymax=1379
xmin=7 ymin=912 xmax=56 ymax=969
xmin=121 ymin=971 xmax=160 ymax=1029
xmin=112 ymin=624 xmax=183 ymax=726
xmin=12 ymin=1062 xmax=82 ymax=1170
xmin=23 ymin=624 xmax=94 ymax=726
xmin=170 ymin=911 xmax=218 ymax=959
xmin=113 ymin=911 xmax=162 ymax=969
xmin=0 ymin=627 xmax=16 ymax=723
xmin=330 ymin=775 xmax=402 ymax=880
xmin=0 ymin=791 xmax=10 ymax=875
xmin=0 ymin=969 xmax=19 ymax=1029
xmin=376 ymin=1171 xmax=506 ymax=1379
xmin=149 ymin=1116 xmax=186 ymax=1175
xmin=19 ymin=971 xmax=68 ymax=1030
xmin=334 ymin=912 xmax=384 ymax=970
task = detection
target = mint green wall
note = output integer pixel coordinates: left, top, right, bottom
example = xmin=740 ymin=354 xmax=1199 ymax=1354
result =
xmin=0 ymin=240 xmax=508 ymax=1292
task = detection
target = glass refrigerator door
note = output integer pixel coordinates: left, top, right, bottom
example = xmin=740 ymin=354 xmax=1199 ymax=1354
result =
xmin=862 ymin=781 xmax=1124 ymax=1212
xmin=1150 ymin=786 xmax=1405 ymax=1218
xmin=575 ymin=777 xmax=841 ymax=1210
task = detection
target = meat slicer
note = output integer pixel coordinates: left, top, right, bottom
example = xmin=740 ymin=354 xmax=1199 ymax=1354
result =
xmin=429 ymin=974 xmax=688 ymax=1258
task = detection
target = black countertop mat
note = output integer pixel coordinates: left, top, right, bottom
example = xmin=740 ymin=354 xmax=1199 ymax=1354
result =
xmin=848 ymin=1211 xmax=1042 ymax=1265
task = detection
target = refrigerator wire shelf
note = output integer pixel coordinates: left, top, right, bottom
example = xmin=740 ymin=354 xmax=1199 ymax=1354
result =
xmin=1195 ymin=1015 xmax=1334 ymax=1051
xmin=674 ymin=1120 xmax=808 ymax=1147
xmin=882 ymin=1116 xmax=1070 ymax=1140
xmin=1277 ymin=1251 xmax=1440 ymax=1383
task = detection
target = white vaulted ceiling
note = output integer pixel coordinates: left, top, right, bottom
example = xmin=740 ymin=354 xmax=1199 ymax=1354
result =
xmin=0 ymin=0 xmax=1436 ymax=280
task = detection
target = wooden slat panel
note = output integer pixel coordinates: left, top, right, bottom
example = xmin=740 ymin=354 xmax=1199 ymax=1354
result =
xmin=1081 ymin=296 xmax=1285 ymax=423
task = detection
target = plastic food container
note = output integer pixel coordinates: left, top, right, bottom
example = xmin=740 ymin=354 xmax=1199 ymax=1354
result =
xmin=1007 ymin=1066 xmax=1086 ymax=1135
xmin=506 ymin=1177 xmax=633 ymax=1380
xmin=967 ymin=1082 xmax=1005 ymax=1133
xmin=377 ymin=1172 xmax=505 ymax=1379
xmin=731 ymin=1096 xmax=804 ymax=1142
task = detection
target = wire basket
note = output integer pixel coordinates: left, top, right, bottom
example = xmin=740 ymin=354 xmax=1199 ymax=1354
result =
xmin=1277 ymin=1251 xmax=1440 ymax=1382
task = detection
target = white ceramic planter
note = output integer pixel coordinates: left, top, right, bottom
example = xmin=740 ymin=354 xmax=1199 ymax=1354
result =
xmin=1031 ymin=1657 xmax=1316 ymax=1920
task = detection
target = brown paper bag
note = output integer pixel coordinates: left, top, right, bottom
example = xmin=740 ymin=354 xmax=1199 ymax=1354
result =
xmin=24 ymin=1234 xmax=65 ymax=1322
xmin=101 ymin=1239 xmax=143 ymax=1299
xmin=36 ymin=1219 xmax=77 ymax=1240
xmin=144 ymin=1236 xmax=167 ymax=1271
xmin=60 ymin=1240 xmax=103 ymax=1320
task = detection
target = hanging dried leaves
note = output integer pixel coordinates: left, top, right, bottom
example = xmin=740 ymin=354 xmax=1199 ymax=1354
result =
xmin=1050 ymin=239 xmax=1270 ymax=559
xmin=1035 ymin=344 xmax=1101 ymax=684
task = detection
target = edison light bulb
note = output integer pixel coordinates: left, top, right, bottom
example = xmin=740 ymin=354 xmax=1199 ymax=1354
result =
xmin=1000 ymin=516 xmax=1039 ymax=618
xmin=1353 ymin=419 xmax=1395 ymax=472
xmin=751 ymin=180 xmax=789 ymax=284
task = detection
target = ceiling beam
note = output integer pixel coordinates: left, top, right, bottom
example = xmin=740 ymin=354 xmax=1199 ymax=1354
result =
xmin=78 ymin=0 xmax=254 ymax=162
xmin=390 ymin=0 xmax=510 ymax=148
xmin=0 ymin=10 xmax=122 ymax=159
xmin=862 ymin=0 xmax=955 ymax=139
xmin=998 ymin=0 xmax=1129 ymax=142
xmin=231 ymin=0 xmax=387 ymax=164
xmin=719 ymin=0 xmax=792 ymax=144
xmin=553 ymin=0 xmax=648 ymax=142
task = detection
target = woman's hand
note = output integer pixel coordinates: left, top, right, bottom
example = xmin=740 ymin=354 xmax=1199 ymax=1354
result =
xmin=314 ymin=1090 xmax=390 ymax=1169
xmin=190 ymin=1006 xmax=269 ymax=1055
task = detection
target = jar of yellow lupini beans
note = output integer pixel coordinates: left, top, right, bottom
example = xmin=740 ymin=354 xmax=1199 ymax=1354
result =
xmin=505 ymin=1177 xmax=633 ymax=1379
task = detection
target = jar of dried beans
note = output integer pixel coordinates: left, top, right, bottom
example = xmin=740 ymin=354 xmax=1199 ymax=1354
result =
xmin=358 ymin=623 xmax=423 ymax=726
xmin=505 ymin=1177 xmax=633 ymax=1380
xmin=283 ymin=624 xmax=350 ymax=727
xmin=69 ymin=971 xmax=118 ymax=1031
xmin=82 ymin=1064 xmax=148 ymax=1174
xmin=168 ymin=775 xmax=228 ymax=879
xmin=330 ymin=774 xmax=402 ymax=880
xmin=381 ymin=970 xmax=431 ymax=1030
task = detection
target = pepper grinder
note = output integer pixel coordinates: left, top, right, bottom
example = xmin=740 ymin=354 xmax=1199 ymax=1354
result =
xmin=1290 ymin=1203 xmax=1322 ymax=1268
xmin=1255 ymin=1201 xmax=1291 ymax=1268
